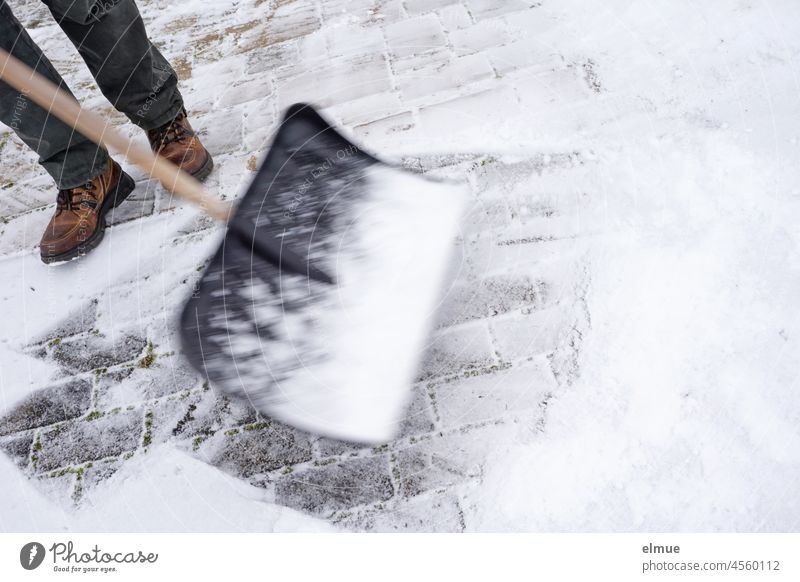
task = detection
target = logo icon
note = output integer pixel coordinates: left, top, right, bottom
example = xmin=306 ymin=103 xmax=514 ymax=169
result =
xmin=20 ymin=542 xmax=46 ymax=570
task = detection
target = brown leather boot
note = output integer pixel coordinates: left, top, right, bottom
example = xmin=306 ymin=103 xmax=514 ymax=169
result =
xmin=147 ymin=108 xmax=214 ymax=181
xmin=39 ymin=159 xmax=136 ymax=264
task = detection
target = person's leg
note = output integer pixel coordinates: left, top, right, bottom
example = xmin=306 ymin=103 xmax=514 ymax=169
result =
xmin=43 ymin=0 xmax=183 ymax=130
xmin=0 ymin=1 xmax=109 ymax=189
xmin=44 ymin=0 xmax=214 ymax=180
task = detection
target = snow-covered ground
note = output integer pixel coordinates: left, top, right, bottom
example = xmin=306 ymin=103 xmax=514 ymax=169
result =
xmin=1 ymin=0 xmax=799 ymax=531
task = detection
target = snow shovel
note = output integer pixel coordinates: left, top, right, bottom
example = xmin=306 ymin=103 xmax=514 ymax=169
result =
xmin=0 ymin=49 xmax=466 ymax=443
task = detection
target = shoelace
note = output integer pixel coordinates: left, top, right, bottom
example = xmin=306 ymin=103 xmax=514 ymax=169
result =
xmin=56 ymin=182 xmax=97 ymax=214
xmin=149 ymin=110 xmax=194 ymax=149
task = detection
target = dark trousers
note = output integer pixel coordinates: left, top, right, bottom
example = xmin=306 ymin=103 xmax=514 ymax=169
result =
xmin=0 ymin=0 xmax=183 ymax=189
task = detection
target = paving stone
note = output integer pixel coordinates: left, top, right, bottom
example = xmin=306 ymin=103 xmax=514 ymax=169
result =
xmin=242 ymin=99 xmax=278 ymax=151
xmin=48 ymin=334 xmax=147 ymax=374
xmin=0 ymin=432 xmax=34 ymax=469
xmin=82 ymin=457 xmax=124 ymax=489
xmin=321 ymin=0 xmax=375 ymax=20
xmin=36 ymin=409 xmax=143 ymax=473
xmin=245 ymin=40 xmax=301 ymax=75
xmin=438 ymin=4 xmax=473 ymax=31
xmin=325 ymin=92 xmax=405 ymax=127
xmin=487 ymin=37 xmax=556 ymax=75
xmin=275 ymin=455 xmax=394 ymax=515
xmin=94 ymin=356 xmax=201 ymax=409
xmin=395 ymin=53 xmax=495 ymax=103
xmin=217 ymin=75 xmax=274 ymax=108
xmin=433 ymin=359 xmax=555 ymax=427
xmin=335 ymin=491 xmax=465 ymax=531
xmin=397 ymin=385 xmax=436 ymax=438
xmin=194 ymin=105 xmax=245 ymax=155
xmin=417 ymin=323 xmax=496 ymax=380
xmin=393 ymin=421 xmax=510 ymax=491
xmin=325 ymin=23 xmax=386 ymax=58
xmin=435 ymin=274 xmax=548 ymax=327
xmin=264 ymin=1 xmax=322 ymax=46
xmin=0 ymin=380 xmax=92 ymax=436
xmin=207 ymin=421 xmax=313 ymax=478
xmin=316 ymin=437 xmax=367 ymax=458
xmin=353 ymin=111 xmax=415 ymax=142
xmin=461 ymin=197 xmax=512 ymax=234
xmin=393 ymin=442 xmax=473 ymax=497
xmin=447 ymin=19 xmax=510 ymax=56
xmin=152 ymin=389 xmax=257 ymax=443
xmin=277 ymin=53 xmax=393 ymax=109
xmin=28 ymin=299 xmax=99 ymax=346
xmin=0 ymin=174 xmax=56 ymax=219
xmin=106 ymin=192 xmax=156 ymax=226
xmin=490 ymin=306 xmax=570 ymax=361
xmin=416 ymin=87 xmax=523 ymax=141
xmin=385 ymin=15 xmax=447 ymax=59
xmin=466 ymin=0 xmax=538 ymax=20
xmin=464 ymin=234 xmax=585 ymax=280
xmin=404 ymin=0 xmax=454 ymax=15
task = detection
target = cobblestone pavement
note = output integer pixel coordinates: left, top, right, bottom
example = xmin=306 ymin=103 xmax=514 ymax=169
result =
xmin=0 ymin=0 xmax=601 ymax=530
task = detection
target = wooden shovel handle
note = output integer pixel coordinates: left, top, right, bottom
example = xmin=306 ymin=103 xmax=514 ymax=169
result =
xmin=0 ymin=48 xmax=229 ymax=221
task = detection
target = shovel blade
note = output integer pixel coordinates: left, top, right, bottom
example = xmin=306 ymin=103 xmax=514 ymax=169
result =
xmin=180 ymin=104 xmax=465 ymax=443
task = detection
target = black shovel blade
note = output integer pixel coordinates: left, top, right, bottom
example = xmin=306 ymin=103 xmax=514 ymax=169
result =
xmin=180 ymin=103 xmax=466 ymax=443
xmin=179 ymin=103 xmax=381 ymax=424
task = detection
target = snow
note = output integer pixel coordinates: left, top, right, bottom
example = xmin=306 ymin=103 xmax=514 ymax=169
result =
xmin=465 ymin=134 xmax=800 ymax=531
xmin=1 ymin=446 xmax=331 ymax=532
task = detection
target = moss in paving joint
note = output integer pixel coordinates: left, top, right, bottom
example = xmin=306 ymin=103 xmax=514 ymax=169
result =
xmin=126 ymin=405 xmax=135 ymax=411
xmin=224 ymin=428 xmax=239 ymax=437
xmin=123 ymin=451 xmax=134 ymax=460
xmin=372 ymin=444 xmax=389 ymax=454
xmin=280 ymin=466 xmax=294 ymax=475
xmin=137 ymin=341 xmax=157 ymax=369
xmin=30 ymin=432 xmax=43 ymax=470
xmin=49 ymin=464 xmax=90 ymax=479
xmin=142 ymin=411 xmax=154 ymax=447
xmin=93 ymin=367 xmax=107 ymax=382
xmin=192 ymin=436 xmax=206 ymax=451
xmin=85 ymin=410 xmax=104 ymax=422
xmin=85 ymin=410 xmax=104 ymax=421
xmin=461 ymin=362 xmax=512 ymax=379
xmin=109 ymin=407 xmax=122 ymax=415
xmin=47 ymin=337 xmax=61 ymax=348
xmin=243 ymin=421 xmax=270 ymax=432
xmin=313 ymin=458 xmax=336 ymax=467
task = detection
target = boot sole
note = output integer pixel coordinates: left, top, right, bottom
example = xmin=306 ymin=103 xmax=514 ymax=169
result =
xmin=191 ymin=151 xmax=214 ymax=182
xmin=41 ymin=170 xmax=137 ymax=265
